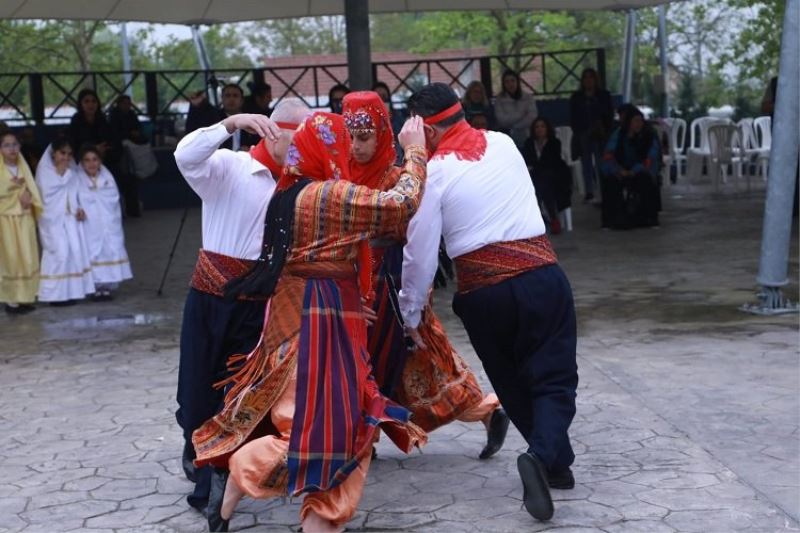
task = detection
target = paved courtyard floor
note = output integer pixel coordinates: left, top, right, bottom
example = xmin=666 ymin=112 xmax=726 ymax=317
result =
xmin=0 ymin=183 xmax=798 ymax=532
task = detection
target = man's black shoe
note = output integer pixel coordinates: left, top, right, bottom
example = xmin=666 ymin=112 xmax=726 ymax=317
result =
xmin=207 ymin=467 xmax=230 ymax=532
xmin=479 ymin=408 xmax=510 ymax=459
xmin=548 ymin=467 xmax=575 ymax=490
xmin=517 ymin=452 xmax=554 ymax=521
xmin=182 ymin=442 xmax=197 ymax=483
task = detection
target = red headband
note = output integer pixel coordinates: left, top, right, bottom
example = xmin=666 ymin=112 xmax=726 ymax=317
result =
xmin=422 ymin=102 xmax=463 ymax=125
xmin=275 ymin=121 xmax=299 ymax=130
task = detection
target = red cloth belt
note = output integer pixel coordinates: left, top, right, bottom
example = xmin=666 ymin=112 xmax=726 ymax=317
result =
xmin=190 ymin=249 xmax=263 ymax=300
xmin=454 ymin=235 xmax=558 ymax=293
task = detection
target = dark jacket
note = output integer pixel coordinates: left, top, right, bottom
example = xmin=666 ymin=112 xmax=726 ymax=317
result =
xmin=185 ymin=103 xmax=259 ymax=150
xmin=569 ymin=89 xmax=614 ymax=140
xmin=521 ymin=137 xmax=573 ymax=211
xmin=67 ymin=112 xmax=119 ymax=166
xmin=108 ymin=108 xmax=141 ymax=142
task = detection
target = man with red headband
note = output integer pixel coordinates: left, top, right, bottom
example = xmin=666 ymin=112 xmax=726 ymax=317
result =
xmin=399 ymin=83 xmax=579 ymax=522
xmin=342 ymin=90 xmax=510 ymax=458
xmin=192 ymin=112 xmax=429 ymax=532
xmin=173 ymin=99 xmax=310 ymax=517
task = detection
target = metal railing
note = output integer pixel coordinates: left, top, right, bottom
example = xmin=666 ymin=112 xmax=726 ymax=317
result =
xmin=0 ymin=47 xmax=605 ymax=127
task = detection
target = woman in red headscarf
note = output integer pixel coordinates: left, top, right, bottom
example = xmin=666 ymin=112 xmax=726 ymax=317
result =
xmin=192 ymin=112 xmax=429 ymax=532
xmin=343 ymin=91 xmax=508 ymax=454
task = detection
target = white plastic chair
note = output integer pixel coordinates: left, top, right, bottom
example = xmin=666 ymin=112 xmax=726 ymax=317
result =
xmin=753 ymin=116 xmax=772 ymax=180
xmin=736 ymin=118 xmax=758 ymax=177
xmin=686 ymin=117 xmax=729 ymax=180
xmin=708 ymin=124 xmax=746 ymax=191
xmin=555 ymin=126 xmax=584 ymax=198
xmin=665 ymin=118 xmax=687 ymax=182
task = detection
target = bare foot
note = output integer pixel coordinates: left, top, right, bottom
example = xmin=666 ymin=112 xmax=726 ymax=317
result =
xmin=301 ymin=509 xmax=343 ymax=532
xmin=221 ymin=477 xmax=244 ymax=520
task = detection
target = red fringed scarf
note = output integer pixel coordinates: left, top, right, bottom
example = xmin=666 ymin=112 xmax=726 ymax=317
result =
xmin=343 ymin=91 xmax=397 ymax=190
xmin=431 ymin=119 xmax=487 ymax=162
xmin=250 ymin=139 xmax=283 ymax=178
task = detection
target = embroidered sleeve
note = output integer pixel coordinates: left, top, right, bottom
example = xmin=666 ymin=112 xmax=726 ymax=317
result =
xmin=324 ymin=144 xmax=427 ymax=237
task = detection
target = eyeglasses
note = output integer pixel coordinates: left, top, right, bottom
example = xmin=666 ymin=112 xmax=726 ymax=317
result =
xmin=1 ymin=142 xmax=20 ymax=149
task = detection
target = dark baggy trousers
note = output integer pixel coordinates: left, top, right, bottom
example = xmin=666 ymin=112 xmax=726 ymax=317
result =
xmin=175 ymin=288 xmax=265 ymax=507
xmin=452 ymin=264 xmax=578 ymax=473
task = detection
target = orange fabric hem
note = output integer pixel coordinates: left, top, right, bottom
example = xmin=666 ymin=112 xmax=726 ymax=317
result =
xmin=456 ymin=393 xmax=500 ymax=423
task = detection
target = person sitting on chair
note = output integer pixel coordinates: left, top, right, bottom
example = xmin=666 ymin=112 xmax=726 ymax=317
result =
xmin=600 ymin=106 xmax=661 ymax=229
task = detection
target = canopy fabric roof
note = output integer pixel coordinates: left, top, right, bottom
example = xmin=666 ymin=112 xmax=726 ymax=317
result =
xmin=0 ymin=0 xmax=673 ymax=24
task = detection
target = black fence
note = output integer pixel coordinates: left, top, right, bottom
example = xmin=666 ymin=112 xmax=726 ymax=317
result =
xmin=0 ymin=47 xmax=605 ymax=129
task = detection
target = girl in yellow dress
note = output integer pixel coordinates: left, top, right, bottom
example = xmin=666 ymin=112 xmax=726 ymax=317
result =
xmin=0 ymin=129 xmax=43 ymax=314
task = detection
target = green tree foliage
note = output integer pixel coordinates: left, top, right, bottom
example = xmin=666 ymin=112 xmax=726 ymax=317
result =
xmin=721 ymin=0 xmax=784 ymax=85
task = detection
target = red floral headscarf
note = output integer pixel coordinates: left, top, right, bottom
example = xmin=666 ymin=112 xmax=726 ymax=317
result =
xmin=277 ymin=111 xmax=352 ymax=191
xmin=342 ymin=91 xmax=397 ymax=190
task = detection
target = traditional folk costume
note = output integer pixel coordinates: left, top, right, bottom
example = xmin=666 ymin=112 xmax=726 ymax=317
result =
xmin=173 ymin=122 xmax=282 ymax=510
xmin=399 ymin=100 xmax=578 ymax=519
xmin=193 ymin=112 xmax=427 ymax=527
xmin=35 ymin=146 xmax=94 ymax=303
xmin=0 ymin=154 xmax=43 ymax=306
xmin=76 ymin=164 xmax=132 ymax=292
xmin=342 ymin=91 xmax=503 ymax=443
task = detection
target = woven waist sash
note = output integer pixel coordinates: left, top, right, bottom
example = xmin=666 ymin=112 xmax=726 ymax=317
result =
xmin=454 ymin=235 xmax=558 ymax=293
xmin=190 ymin=249 xmax=261 ymax=300
xmin=283 ymin=261 xmax=356 ymax=280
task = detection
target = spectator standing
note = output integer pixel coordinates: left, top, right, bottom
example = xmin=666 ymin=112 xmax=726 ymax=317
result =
xmin=0 ymin=129 xmax=43 ymax=314
xmin=35 ymin=139 xmax=94 ymax=304
xmin=242 ymin=83 xmax=273 ymax=116
xmin=569 ymin=68 xmax=614 ymax=203
xmin=76 ymin=144 xmax=133 ymax=300
xmin=67 ymin=89 xmax=119 ymax=169
xmin=328 ymin=83 xmax=350 ymax=114
xmin=107 ymin=94 xmax=143 ymax=217
xmin=495 ymin=69 xmax=538 ymax=148
xmin=186 ymin=84 xmax=259 ymax=150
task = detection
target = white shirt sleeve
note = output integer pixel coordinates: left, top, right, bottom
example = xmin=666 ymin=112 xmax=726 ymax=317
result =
xmin=399 ymin=164 xmax=444 ymax=328
xmin=174 ymin=122 xmax=235 ymax=200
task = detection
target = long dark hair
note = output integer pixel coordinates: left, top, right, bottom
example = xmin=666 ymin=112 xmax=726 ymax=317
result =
xmin=501 ymin=69 xmax=523 ymax=100
xmin=529 ymin=116 xmax=556 ymax=141
xmin=76 ymin=88 xmax=103 ymax=121
xmin=580 ymin=68 xmax=603 ymax=92
xmin=614 ymin=107 xmax=654 ymax=166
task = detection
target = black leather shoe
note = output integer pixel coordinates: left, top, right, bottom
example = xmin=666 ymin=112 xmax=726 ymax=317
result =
xmin=207 ymin=467 xmax=230 ymax=532
xmin=182 ymin=442 xmax=197 ymax=483
xmin=517 ymin=452 xmax=554 ymax=521
xmin=479 ymin=408 xmax=510 ymax=459
xmin=548 ymin=467 xmax=575 ymax=490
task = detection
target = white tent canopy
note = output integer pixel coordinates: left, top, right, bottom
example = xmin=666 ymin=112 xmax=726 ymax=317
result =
xmin=1 ymin=0 xmax=671 ymax=24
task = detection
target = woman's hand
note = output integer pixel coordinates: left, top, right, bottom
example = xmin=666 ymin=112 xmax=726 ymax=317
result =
xmin=397 ymin=116 xmax=426 ymax=149
xmin=75 ymin=208 xmax=87 ymax=222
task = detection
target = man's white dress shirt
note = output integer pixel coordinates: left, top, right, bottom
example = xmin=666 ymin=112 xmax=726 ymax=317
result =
xmin=399 ymin=130 xmax=546 ymax=327
xmin=174 ymin=123 xmax=276 ymax=260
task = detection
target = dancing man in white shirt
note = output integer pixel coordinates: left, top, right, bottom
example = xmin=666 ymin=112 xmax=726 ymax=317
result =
xmin=399 ymin=84 xmax=578 ymax=522
xmin=173 ymin=98 xmax=311 ymax=518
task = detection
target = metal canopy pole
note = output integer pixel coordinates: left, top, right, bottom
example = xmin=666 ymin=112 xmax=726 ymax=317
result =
xmin=191 ymin=24 xmax=217 ymax=106
xmin=621 ymin=9 xmax=637 ymax=103
xmin=345 ymin=0 xmax=372 ymax=90
xmin=658 ymin=5 xmax=669 ymax=117
xmin=742 ymin=0 xmax=800 ymax=315
xmin=120 ymin=22 xmax=133 ymax=97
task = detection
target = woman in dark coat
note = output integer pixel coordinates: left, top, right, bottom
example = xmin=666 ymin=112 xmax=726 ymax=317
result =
xmin=569 ymin=68 xmax=614 ymax=202
xmin=521 ymin=117 xmax=572 ymax=234
xmin=600 ymin=107 xmax=661 ymax=229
